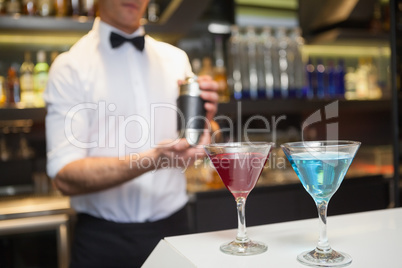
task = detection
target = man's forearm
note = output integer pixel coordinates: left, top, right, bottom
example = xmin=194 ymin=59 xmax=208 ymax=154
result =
xmin=54 ymin=149 xmax=160 ymax=196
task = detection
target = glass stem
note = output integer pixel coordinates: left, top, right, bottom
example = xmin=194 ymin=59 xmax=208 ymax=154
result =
xmin=235 ymin=197 xmax=249 ymax=243
xmin=316 ymin=200 xmax=332 ymax=253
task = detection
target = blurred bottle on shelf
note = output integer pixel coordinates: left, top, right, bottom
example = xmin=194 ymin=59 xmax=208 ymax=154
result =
xmin=289 ymin=27 xmax=306 ymax=98
xmin=377 ymin=47 xmax=390 ymax=98
xmin=21 ymin=0 xmax=36 ymax=16
xmin=0 ymin=0 xmax=6 ymax=14
xmin=315 ymin=59 xmax=325 ymax=99
xmin=335 ymin=59 xmax=346 ymax=98
xmin=305 ymin=58 xmax=315 ymax=99
xmin=198 ymin=57 xmax=214 ymax=77
xmin=353 ymin=57 xmax=382 ymax=100
xmin=20 ymin=51 xmax=35 ymax=107
xmin=255 ymin=28 xmax=266 ymax=98
xmin=257 ymin=26 xmax=277 ymax=99
xmin=54 ymin=0 xmax=71 ymax=17
xmin=205 ymin=160 xmax=225 ymax=189
xmin=286 ymin=32 xmax=295 ymax=97
xmin=355 ymin=57 xmax=369 ymax=99
xmin=6 ymin=0 xmax=21 ymax=15
xmin=185 ymin=157 xmax=224 ymax=192
xmin=0 ymin=75 xmax=5 ymax=106
xmin=213 ymin=35 xmax=230 ymax=103
xmin=33 ymin=50 xmax=49 ymax=107
xmin=186 ymin=120 xmax=224 ymax=191
xmin=228 ymin=25 xmax=309 ymax=100
xmin=147 ymin=0 xmax=160 ymax=23
xmin=305 ymin=57 xmax=350 ymax=100
xmin=326 ymin=60 xmax=336 ymax=98
xmin=223 ymin=25 xmax=389 ymax=102
xmin=276 ymin=27 xmax=290 ymax=98
xmin=6 ymin=66 xmax=21 ymax=105
xmin=366 ymin=57 xmax=382 ymax=99
xmin=71 ymin=0 xmax=80 ymax=16
xmin=37 ymin=0 xmax=54 ymax=16
xmin=344 ymin=67 xmax=357 ymax=100
xmin=238 ymin=27 xmax=250 ymax=99
xmin=81 ymin=0 xmax=96 ymax=17
xmin=227 ymin=25 xmax=242 ymax=100
xmin=244 ymin=26 xmax=259 ymax=99
xmin=305 ymin=54 xmax=385 ymax=100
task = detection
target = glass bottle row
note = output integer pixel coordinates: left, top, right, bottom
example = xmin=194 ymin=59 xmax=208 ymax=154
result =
xmin=0 ymin=0 xmax=97 ymax=17
xmin=227 ymin=25 xmax=306 ymax=100
xmin=0 ymin=50 xmax=54 ymax=108
xmin=226 ymin=25 xmax=389 ymax=101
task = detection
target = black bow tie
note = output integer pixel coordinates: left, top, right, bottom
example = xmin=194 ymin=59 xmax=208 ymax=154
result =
xmin=110 ymin=32 xmax=145 ymax=51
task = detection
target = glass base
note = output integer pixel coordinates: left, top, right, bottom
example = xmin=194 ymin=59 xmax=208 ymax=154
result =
xmin=297 ymin=248 xmax=352 ymax=267
xmin=220 ymin=240 xmax=267 ymax=256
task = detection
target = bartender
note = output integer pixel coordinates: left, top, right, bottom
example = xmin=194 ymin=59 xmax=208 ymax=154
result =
xmin=44 ymin=0 xmax=219 ymax=267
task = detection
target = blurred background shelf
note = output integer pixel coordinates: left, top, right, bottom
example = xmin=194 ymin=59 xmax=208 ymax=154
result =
xmin=0 ymin=99 xmax=391 ymax=123
xmin=217 ymin=99 xmax=391 ymax=116
xmin=0 ymin=15 xmax=93 ymax=33
xmin=0 ymin=107 xmax=46 ymax=122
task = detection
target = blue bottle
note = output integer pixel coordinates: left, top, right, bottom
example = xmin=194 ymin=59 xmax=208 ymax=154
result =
xmin=305 ymin=57 xmax=315 ymax=99
xmin=327 ymin=60 xmax=336 ymax=98
xmin=335 ymin=59 xmax=346 ymax=98
xmin=316 ymin=59 xmax=325 ymax=99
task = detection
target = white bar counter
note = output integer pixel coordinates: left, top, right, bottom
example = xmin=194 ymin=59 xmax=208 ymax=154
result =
xmin=143 ymin=208 xmax=402 ymax=268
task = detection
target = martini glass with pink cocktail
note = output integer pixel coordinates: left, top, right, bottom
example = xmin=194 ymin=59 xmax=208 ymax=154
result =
xmin=204 ymin=142 xmax=274 ymax=256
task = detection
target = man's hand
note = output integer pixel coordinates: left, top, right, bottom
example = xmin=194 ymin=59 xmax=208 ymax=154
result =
xmin=156 ymin=75 xmax=219 ymax=169
xmin=197 ymin=75 xmax=219 ymax=121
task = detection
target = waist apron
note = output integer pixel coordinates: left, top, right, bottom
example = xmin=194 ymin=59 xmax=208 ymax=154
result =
xmin=69 ymin=206 xmax=190 ymax=268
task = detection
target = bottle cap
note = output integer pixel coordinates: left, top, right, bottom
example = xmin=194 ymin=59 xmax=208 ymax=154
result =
xmin=179 ymin=76 xmax=201 ymax=97
xmin=37 ymin=50 xmax=46 ymax=63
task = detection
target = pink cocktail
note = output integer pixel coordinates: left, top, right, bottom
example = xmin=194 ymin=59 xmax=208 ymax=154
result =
xmin=209 ymin=152 xmax=267 ymax=199
xmin=205 ymin=142 xmax=274 ymax=256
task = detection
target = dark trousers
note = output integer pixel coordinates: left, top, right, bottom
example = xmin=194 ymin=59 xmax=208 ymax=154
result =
xmin=69 ymin=206 xmax=190 ymax=268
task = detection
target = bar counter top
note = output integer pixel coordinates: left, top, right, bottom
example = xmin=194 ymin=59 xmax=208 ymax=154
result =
xmin=144 ymin=208 xmax=402 ymax=268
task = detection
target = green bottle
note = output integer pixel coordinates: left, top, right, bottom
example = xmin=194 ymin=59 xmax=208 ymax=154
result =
xmin=20 ymin=51 xmax=35 ymax=107
xmin=33 ymin=50 xmax=49 ymax=107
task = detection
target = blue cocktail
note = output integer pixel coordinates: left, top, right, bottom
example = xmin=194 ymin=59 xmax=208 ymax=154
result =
xmin=282 ymin=141 xmax=360 ymax=267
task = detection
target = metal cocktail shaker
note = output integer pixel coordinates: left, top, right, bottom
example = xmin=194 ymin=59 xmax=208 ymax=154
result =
xmin=177 ymin=76 xmax=206 ymax=146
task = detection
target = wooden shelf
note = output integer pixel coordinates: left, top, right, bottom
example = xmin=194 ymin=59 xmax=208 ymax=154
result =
xmin=217 ymin=99 xmax=392 ymax=117
xmin=0 ymin=99 xmax=391 ymax=123
xmin=0 ymin=15 xmax=93 ymax=33
xmin=0 ymin=107 xmax=46 ymax=122
xmin=0 ymin=0 xmax=213 ymax=44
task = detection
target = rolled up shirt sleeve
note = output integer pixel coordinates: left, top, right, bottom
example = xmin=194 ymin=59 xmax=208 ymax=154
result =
xmin=44 ymin=53 xmax=89 ymax=179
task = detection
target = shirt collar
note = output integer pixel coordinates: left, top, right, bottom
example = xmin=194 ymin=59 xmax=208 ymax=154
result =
xmin=93 ymin=17 xmax=146 ymax=52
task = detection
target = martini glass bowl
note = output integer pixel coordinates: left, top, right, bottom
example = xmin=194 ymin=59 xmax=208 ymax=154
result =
xmin=281 ymin=140 xmax=360 ymax=267
xmin=204 ymin=142 xmax=274 ymax=256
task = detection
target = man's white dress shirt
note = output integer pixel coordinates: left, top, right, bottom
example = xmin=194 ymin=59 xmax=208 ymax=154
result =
xmin=45 ymin=18 xmax=192 ymax=223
